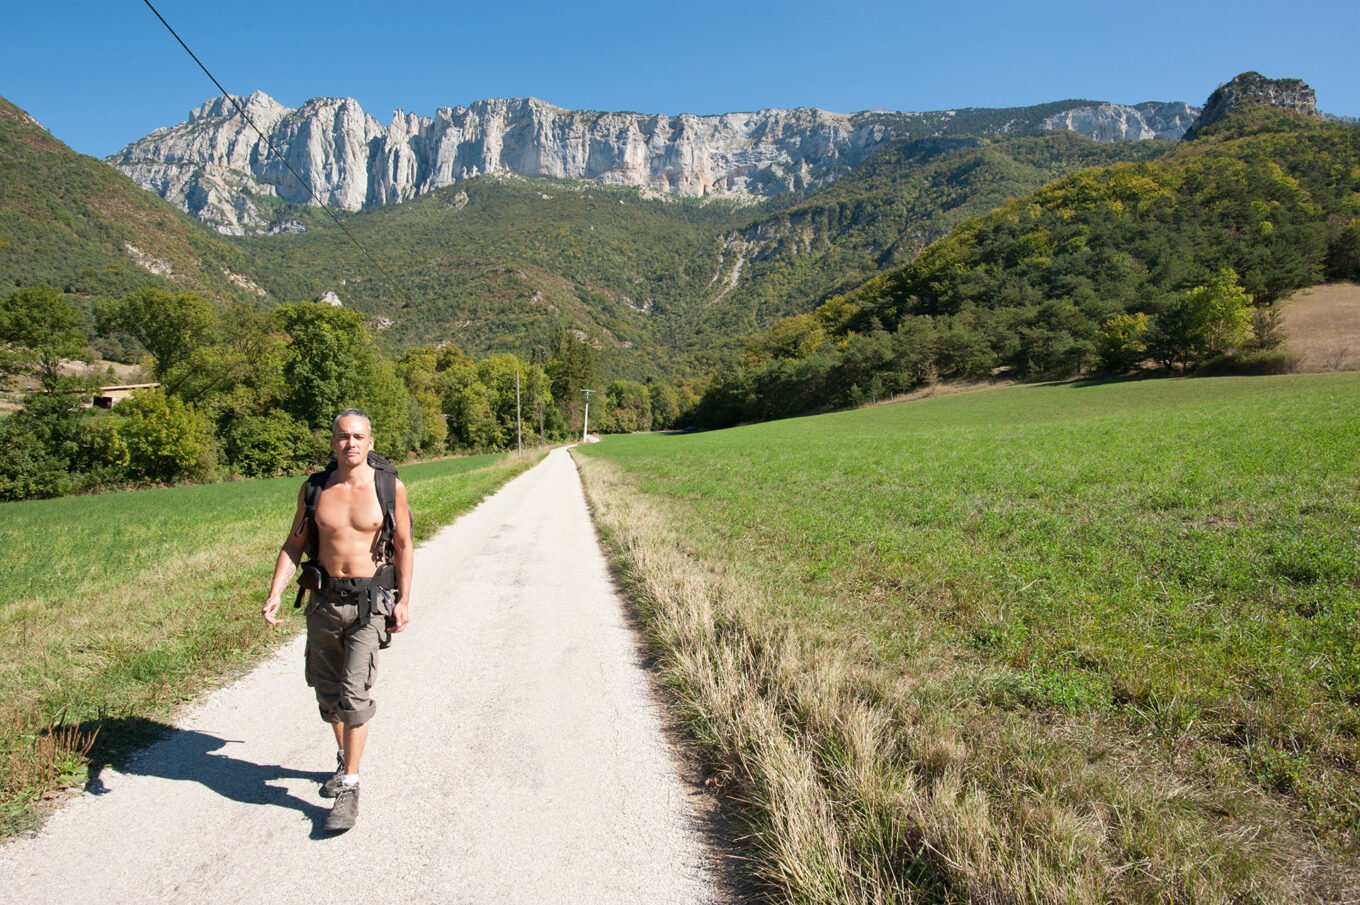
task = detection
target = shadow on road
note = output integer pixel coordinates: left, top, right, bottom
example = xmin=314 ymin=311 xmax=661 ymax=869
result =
xmin=80 ymin=716 xmax=334 ymax=838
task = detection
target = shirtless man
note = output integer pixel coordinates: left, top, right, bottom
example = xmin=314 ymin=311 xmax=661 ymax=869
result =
xmin=262 ymin=409 xmax=412 ymax=832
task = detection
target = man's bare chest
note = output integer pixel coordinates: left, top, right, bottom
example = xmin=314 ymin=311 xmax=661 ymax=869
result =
xmin=314 ymin=483 xmax=383 ymax=536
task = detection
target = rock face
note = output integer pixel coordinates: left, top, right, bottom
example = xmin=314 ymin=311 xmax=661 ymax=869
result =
xmin=1183 ymin=72 xmax=1319 ymax=139
xmin=1041 ymin=102 xmax=1198 ymax=142
xmin=110 ymin=92 xmax=1199 ymax=235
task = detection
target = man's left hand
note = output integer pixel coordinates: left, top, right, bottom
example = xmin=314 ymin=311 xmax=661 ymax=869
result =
xmin=392 ymin=600 xmax=410 ymax=632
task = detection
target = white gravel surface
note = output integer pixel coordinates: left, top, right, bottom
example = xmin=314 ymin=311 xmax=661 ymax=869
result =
xmin=0 ymin=448 xmax=720 ymax=904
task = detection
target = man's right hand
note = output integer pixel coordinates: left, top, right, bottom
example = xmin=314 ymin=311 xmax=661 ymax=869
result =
xmin=262 ymin=596 xmax=282 ymax=626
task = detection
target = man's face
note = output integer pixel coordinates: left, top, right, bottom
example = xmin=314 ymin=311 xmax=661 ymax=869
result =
xmin=332 ymin=415 xmax=374 ymax=466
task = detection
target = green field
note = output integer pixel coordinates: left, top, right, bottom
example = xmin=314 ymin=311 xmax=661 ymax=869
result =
xmin=575 ymin=374 xmax=1360 ymax=903
xmin=0 ymin=451 xmax=538 ymax=834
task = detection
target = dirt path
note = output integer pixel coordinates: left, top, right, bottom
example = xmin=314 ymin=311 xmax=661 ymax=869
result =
xmin=0 ymin=448 xmax=720 ymax=904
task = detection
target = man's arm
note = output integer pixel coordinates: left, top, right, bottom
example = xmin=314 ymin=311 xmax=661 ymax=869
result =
xmin=262 ymin=484 xmax=308 ymax=626
xmin=390 ymin=479 xmax=413 ymax=632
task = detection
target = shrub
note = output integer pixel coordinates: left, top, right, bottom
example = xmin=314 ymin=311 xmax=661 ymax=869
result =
xmin=116 ymin=389 xmax=217 ymax=483
xmin=0 ymin=416 xmax=79 ymax=500
xmin=221 ymin=410 xmax=317 ymax=478
xmin=1196 ymin=349 xmax=1300 ymax=376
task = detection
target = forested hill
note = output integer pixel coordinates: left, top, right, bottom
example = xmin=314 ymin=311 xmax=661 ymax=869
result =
xmin=0 ymin=96 xmax=267 ymax=343
xmin=233 ymin=131 xmax=1174 ymax=380
xmin=680 ymin=131 xmax=1173 ymax=358
xmin=694 ymin=108 xmax=1360 ymax=427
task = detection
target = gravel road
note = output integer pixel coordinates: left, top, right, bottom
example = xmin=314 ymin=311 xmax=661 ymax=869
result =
xmin=0 ymin=448 xmax=721 ymax=904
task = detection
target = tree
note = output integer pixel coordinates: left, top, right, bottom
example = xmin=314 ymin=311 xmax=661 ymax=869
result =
xmin=102 ymin=287 xmax=219 ymax=384
xmin=1150 ymin=268 xmax=1253 ymax=370
xmin=0 ymin=286 xmax=88 ymax=391
xmin=439 ymin=358 xmax=502 ymax=450
xmin=1097 ymin=312 xmax=1151 ymax=373
xmin=271 ymin=302 xmax=413 ymax=455
xmin=171 ymin=303 xmax=288 ymax=418
xmin=115 ymin=388 xmax=216 ymax=483
xmin=546 ymin=328 xmax=600 ymax=431
xmin=602 ymin=380 xmax=651 ymax=433
xmin=648 ymin=383 xmax=681 ymax=430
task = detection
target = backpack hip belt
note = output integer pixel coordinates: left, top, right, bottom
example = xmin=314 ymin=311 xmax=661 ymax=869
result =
xmin=295 ymin=562 xmax=396 ymax=609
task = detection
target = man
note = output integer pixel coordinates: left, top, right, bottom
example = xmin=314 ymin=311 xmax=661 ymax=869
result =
xmin=262 ymin=409 xmax=412 ymax=832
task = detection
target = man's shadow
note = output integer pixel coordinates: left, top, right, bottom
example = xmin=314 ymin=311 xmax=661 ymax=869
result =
xmin=75 ymin=716 xmax=336 ymax=839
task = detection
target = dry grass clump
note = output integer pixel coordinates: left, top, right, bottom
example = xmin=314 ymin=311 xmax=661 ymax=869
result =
xmin=578 ymin=455 xmax=1346 ymax=903
xmin=0 ymin=708 xmax=99 ymax=834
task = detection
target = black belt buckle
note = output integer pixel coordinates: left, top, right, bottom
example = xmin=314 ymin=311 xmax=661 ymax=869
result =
xmin=330 ymin=584 xmax=368 ymax=603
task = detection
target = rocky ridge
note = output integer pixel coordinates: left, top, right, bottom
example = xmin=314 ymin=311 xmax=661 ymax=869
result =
xmin=110 ymin=94 xmax=1199 ymax=235
xmin=1184 ymin=71 xmax=1320 ymax=139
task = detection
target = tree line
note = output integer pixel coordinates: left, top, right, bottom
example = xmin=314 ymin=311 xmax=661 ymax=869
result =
xmin=0 ymin=286 xmax=694 ymax=501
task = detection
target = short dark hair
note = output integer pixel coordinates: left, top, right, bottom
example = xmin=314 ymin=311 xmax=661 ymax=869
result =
xmin=332 ymin=408 xmax=371 ymax=435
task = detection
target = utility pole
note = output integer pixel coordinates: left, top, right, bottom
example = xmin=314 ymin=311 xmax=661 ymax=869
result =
xmin=582 ymin=388 xmax=594 ymax=442
xmin=515 ymin=368 xmax=522 ymax=454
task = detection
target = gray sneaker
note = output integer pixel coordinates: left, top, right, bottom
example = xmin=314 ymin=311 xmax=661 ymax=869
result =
xmin=324 ymin=785 xmax=359 ymax=832
xmin=320 ymin=753 xmax=345 ymax=798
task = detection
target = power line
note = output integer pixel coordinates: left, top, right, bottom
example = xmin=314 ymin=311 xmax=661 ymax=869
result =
xmin=140 ymin=0 xmax=403 ymax=303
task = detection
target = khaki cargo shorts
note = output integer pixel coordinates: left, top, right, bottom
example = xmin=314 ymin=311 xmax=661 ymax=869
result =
xmin=304 ymin=584 xmax=388 ymax=726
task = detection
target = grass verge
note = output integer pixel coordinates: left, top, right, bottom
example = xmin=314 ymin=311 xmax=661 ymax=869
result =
xmin=0 ymin=449 xmax=543 ymax=836
xmin=575 ymin=375 xmax=1360 ymax=903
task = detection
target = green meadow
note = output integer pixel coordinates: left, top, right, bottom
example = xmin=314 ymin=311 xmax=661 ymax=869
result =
xmin=0 ymin=451 xmax=537 ymax=834
xmin=576 ymin=374 xmax=1360 ymax=902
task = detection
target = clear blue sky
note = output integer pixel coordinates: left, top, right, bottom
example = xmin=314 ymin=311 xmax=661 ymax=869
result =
xmin=4 ymin=0 xmax=1357 ymax=159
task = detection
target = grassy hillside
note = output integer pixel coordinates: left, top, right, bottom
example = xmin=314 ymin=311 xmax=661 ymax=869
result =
xmin=0 ymin=450 xmax=539 ymax=835
xmin=0 ymin=97 xmax=267 ymax=322
xmin=233 ymin=177 xmax=744 ymax=378
xmin=1280 ymin=281 xmax=1360 ymax=372
xmin=576 ymin=374 xmax=1360 ymax=902
xmin=693 ymin=109 xmax=1360 ymax=426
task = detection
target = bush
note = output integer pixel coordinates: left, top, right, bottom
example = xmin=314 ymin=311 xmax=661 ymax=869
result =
xmin=116 ymin=389 xmax=217 ymax=483
xmin=1097 ymin=312 xmax=1151 ymax=373
xmin=74 ymin=414 xmax=131 ymax=489
xmin=1196 ymin=349 xmax=1300 ymax=376
xmin=221 ymin=410 xmax=317 ymax=478
xmin=0 ymin=416 xmax=80 ymax=500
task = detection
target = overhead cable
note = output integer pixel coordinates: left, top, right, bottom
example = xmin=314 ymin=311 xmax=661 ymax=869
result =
xmin=140 ymin=0 xmax=404 ymax=303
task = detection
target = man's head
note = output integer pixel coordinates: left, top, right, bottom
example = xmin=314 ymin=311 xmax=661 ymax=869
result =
xmin=331 ymin=408 xmax=374 ymax=466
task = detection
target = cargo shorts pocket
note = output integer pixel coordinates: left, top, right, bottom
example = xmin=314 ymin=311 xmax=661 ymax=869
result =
xmin=304 ymin=644 xmax=315 ymax=687
xmin=364 ymin=651 xmax=377 ymax=691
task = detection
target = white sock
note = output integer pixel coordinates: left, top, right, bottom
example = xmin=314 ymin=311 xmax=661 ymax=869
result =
xmin=342 ymin=774 xmax=359 ymax=787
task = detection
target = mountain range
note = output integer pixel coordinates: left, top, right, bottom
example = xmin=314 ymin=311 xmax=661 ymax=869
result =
xmin=108 ymin=93 xmax=1199 ymax=235
xmin=1 ymin=72 xmax=1344 ymax=383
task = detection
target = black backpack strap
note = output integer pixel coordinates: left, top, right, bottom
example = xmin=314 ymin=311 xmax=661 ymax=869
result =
xmin=371 ymin=454 xmax=398 ymax=564
xmin=293 ymin=467 xmax=334 ymax=607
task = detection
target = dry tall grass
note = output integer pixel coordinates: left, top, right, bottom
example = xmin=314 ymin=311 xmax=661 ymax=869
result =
xmin=577 ymin=455 xmax=1349 ymax=903
xmin=1280 ymin=282 xmax=1360 ymax=372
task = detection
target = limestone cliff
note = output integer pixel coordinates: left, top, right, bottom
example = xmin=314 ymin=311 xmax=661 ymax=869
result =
xmin=110 ymin=93 xmax=1199 ymax=235
xmin=1041 ymin=102 xmax=1197 ymax=142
